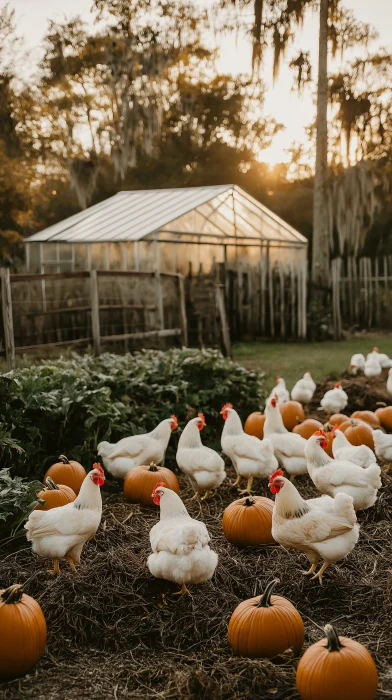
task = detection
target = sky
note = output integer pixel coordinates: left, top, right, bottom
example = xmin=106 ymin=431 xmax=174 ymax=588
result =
xmin=8 ymin=0 xmax=392 ymax=165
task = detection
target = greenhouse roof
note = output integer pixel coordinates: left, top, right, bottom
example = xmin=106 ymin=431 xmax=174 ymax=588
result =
xmin=25 ymin=185 xmax=307 ymax=245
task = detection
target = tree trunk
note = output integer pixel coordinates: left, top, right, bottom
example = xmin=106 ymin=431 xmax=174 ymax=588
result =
xmin=311 ymin=0 xmax=329 ymax=287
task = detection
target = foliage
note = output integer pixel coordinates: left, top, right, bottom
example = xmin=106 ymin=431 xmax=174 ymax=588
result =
xmin=0 ymin=468 xmax=42 ymax=543
xmin=0 ymin=349 xmax=266 ymax=480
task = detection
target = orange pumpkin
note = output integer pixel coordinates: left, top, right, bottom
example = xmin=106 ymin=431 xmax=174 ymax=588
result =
xmin=123 ymin=462 xmax=180 ymax=506
xmin=35 ymin=477 xmax=76 ymax=511
xmin=375 ymin=406 xmax=392 ymax=431
xmin=279 ymin=401 xmax=306 ymax=431
xmin=222 ymin=495 xmax=274 ymax=547
xmin=329 ymin=413 xmax=348 ymax=426
xmin=351 ymin=411 xmax=380 ymax=429
xmin=228 ymin=580 xmax=304 ymax=658
xmin=293 ymin=419 xmax=323 ymax=440
xmin=244 ymin=412 xmax=265 ymax=439
xmin=44 ymin=455 xmax=86 ymax=495
xmin=0 ymin=584 xmax=47 ymax=680
xmin=339 ymin=420 xmax=374 ymax=448
xmin=296 ymin=624 xmax=378 ymax=700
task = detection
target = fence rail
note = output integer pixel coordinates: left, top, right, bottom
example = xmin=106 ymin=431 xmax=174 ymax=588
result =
xmin=0 ymin=269 xmax=188 ymax=368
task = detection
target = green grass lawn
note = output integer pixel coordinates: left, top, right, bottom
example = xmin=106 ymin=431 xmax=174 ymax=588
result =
xmin=233 ymin=335 xmax=392 ymax=393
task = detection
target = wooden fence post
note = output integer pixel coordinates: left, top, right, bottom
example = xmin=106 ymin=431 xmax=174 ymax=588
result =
xmin=178 ymin=275 xmax=188 ymax=346
xmin=215 ymin=284 xmax=232 ymax=357
xmin=155 ymin=269 xmax=164 ymax=330
xmin=1 ymin=268 xmax=15 ymax=369
xmin=90 ymin=270 xmax=101 ymax=355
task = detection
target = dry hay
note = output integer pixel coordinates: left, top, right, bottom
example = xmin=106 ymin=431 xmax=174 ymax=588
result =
xmin=1 ymin=376 xmax=392 ymax=699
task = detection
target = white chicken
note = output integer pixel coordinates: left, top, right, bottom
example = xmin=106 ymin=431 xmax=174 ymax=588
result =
xmin=263 ymin=395 xmax=307 ymax=479
xmin=268 ymin=376 xmax=290 ymax=404
xmin=331 ymin=426 xmax=376 ymax=468
xmin=349 ymin=354 xmax=365 ymax=375
xmin=364 ymin=354 xmax=382 ymax=378
xmin=176 ymin=413 xmax=226 ymax=500
xmin=97 ymin=416 xmax=178 ymax=479
xmin=387 ymin=368 xmax=392 ymax=395
xmin=220 ymin=403 xmax=278 ymax=494
xmin=318 ymin=382 xmax=348 ymax=418
xmin=25 ymin=464 xmax=105 ymax=574
xmin=148 ymin=483 xmax=218 ymax=595
xmin=368 ymin=347 xmax=392 ymax=369
xmin=269 ymin=469 xmax=359 ymax=584
xmin=373 ymin=429 xmax=392 ymax=472
xmin=305 ymin=432 xmax=381 ymax=510
xmin=291 ymin=371 xmax=316 ymax=404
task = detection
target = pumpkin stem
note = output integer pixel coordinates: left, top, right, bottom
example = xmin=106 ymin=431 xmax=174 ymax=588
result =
xmin=45 ymin=477 xmax=59 ymax=491
xmin=148 ymin=462 xmax=159 ymax=472
xmin=243 ymin=497 xmax=255 ymax=507
xmin=324 ymin=624 xmax=343 ymax=652
xmin=1 ymin=584 xmax=24 ymax=604
xmin=256 ymin=579 xmax=280 ymax=608
xmin=58 ymin=455 xmax=70 ymax=464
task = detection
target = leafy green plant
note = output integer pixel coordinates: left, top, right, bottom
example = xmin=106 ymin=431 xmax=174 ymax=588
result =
xmin=0 ymin=348 xmax=266 ymax=480
xmin=0 ymin=469 xmax=43 ymax=544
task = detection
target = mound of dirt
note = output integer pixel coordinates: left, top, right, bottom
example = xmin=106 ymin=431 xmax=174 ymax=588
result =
xmin=309 ymin=369 xmax=391 ymax=417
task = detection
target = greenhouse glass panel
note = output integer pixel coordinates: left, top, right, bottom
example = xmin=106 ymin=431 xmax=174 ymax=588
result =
xmin=74 ymin=244 xmax=88 ymax=271
xmin=91 ymin=243 xmax=108 ymax=270
xmin=27 ymin=244 xmax=41 ymax=272
xmin=109 ymin=242 xmax=122 ymax=270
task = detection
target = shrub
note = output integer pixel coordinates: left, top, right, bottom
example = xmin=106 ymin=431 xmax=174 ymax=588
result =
xmin=0 ymin=348 xmax=266 ymax=480
xmin=0 ymin=469 xmax=43 ymax=544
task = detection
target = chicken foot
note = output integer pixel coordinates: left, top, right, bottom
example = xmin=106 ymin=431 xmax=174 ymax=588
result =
xmin=201 ymin=490 xmax=212 ymax=501
xmin=301 ymin=562 xmax=319 ymax=576
xmin=239 ymin=477 xmax=254 ymax=495
xmin=66 ymin=557 xmax=77 ymax=573
xmin=387 ymin=462 xmax=392 ymax=474
xmin=231 ymin=475 xmax=242 ymax=487
xmin=48 ymin=559 xmax=61 ymax=575
xmin=289 ymin=475 xmax=296 ymax=483
xmin=172 ymin=583 xmax=191 ymax=597
xmin=190 ymin=492 xmax=201 ymax=501
xmin=311 ymin=561 xmax=330 ymax=585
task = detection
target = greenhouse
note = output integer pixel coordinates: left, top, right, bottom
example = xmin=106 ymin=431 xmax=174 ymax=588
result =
xmin=24 ymin=185 xmax=307 ymax=276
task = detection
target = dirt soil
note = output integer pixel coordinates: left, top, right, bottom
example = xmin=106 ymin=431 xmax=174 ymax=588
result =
xmin=1 ymin=372 xmax=392 ymax=700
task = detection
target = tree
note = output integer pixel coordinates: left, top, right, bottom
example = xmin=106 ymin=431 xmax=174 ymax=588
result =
xmin=312 ymin=0 xmax=329 ymax=286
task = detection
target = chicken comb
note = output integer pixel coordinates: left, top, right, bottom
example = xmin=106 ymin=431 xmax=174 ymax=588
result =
xmin=335 ymin=382 xmax=342 ymax=388
xmin=197 ymin=412 xmax=206 ymax=428
xmin=373 ymin=346 xmax=379 ymax=352
xmin=170 ymin=415 xmax=178 ymax=428
xmin=152 ymin=482 xmax=166 ymax=493
xmin=93 ymin=463 xmax=104 ymax=476
xmin=314 ymin=429 xmax=327 ymax=438
xmin=276 ymin=375 xmax=280 ymax=382
xmin=270 ymin=469 xmax=284 ymax=481
xmin=221 ymin=402 xmax=233 ymax=411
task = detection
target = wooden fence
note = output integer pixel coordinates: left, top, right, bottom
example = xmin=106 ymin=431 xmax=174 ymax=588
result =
xmin=0 ymin=269 xmax=190 ymax=368
xmin=332 ymin=256 xmax=392 ymax=338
